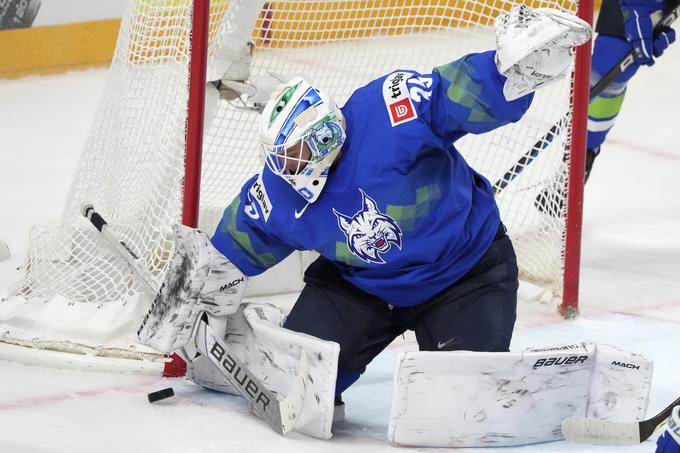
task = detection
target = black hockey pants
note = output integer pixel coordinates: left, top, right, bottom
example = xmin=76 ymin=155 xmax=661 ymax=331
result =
xmin=283 ymin=223 xmax=518 ymax=395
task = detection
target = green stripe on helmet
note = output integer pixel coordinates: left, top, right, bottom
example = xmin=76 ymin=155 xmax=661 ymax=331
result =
xmin=269 ymin=82 xmax=302 ymax=126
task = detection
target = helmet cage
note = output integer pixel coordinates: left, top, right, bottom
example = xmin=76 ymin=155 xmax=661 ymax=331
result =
xmin=259 ymin=78 xmax=345 ymax=202
xmin=262 ymin=112 xmax=344 ymax=178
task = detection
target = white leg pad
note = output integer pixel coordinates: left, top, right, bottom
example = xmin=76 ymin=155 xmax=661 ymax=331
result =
xmin=586 ymin=343 xmax=653 ymax=422
xmin=188 ymin=302 xmax=339 ymax=439
xmin=388 ymin=343 xmax=652 ymax=447
xmin=388 ymin=344 xmax=595 ymax=447
xmin=185 ymin=315 xmax=236 ymax=394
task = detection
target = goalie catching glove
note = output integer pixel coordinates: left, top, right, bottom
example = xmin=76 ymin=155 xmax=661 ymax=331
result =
xmin=495 ymin=5 xmax=592 ymax=101
xmin=137 ymin=225 xmax=247 ymax=354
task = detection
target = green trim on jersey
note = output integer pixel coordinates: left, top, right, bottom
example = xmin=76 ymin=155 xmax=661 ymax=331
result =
xmin=386 ymin=184 xmax=443 ymax=233
xmin=435 ymin=56 xmax=495 ymax=123
xmin=221 ymin=198 xmax=279 ymax=268
xmin=335 ymin=241 xmax=365 ymax=266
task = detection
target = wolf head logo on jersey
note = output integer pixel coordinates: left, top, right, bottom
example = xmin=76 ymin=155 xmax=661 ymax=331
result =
xmin=333 ymin=189 xmax=403 ymax=264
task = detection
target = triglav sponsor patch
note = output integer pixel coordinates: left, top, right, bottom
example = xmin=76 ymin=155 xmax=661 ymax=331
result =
xmin=383 ymin=71 xmax=417 ymax=126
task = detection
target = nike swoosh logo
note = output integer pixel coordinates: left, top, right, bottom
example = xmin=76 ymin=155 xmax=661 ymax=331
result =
xmin=437 ymin=338 xmax=458 ymax=349
xmin=294 ymin=203 xmax=310 ymax=219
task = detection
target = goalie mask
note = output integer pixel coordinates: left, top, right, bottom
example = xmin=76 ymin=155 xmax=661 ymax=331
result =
xmin=259 ymin=77 xmax=345 ymax=203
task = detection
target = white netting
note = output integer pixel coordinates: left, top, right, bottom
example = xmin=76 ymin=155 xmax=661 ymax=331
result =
xmin=0 ymin=0 xmax=580 ymax=360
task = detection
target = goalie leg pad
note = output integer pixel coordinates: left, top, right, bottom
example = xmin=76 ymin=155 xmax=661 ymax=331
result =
xmin=184 ymin=315 xmax=240 ymax=395
xmin=388 ymin=344 xmax=595 ymax=447
xmin=388 ymin=343 xmax=653 ymax=447
xmin=216 ymin=74 xmax=291 ymax=112
xmin=586 ymin=343 xmax=653 ymax=422
xmin=187 ymin=303 xmax=339 ymax=439
xmin=137 ymin=225 xmax=247 ymax=354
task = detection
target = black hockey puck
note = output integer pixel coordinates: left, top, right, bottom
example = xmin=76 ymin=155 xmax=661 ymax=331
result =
xmin=147 ymin=387 xmax=174 ymax=403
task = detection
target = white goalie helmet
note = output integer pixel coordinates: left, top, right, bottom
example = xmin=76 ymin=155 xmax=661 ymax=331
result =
xmin=259 ymin=77 xmax=346 ymax=203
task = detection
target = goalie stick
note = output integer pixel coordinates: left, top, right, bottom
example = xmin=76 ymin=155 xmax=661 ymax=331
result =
xmin=81 ymin=205 xmax=307 ymax=435
xmin=562 ymin=395 xmax=680 ymax=446
xmin=81 ymin=205 xmax=157 ymax=292
xmin=493 ymin=3 xmax=680 ymax=194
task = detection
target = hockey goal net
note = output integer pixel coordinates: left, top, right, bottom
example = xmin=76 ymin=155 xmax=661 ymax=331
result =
xmin=0 ymin=0 xmax=591 ymax=370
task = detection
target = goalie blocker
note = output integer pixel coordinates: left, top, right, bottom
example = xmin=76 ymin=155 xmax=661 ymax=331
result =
xmin=137 ymin=225 xmax=248 ymax=354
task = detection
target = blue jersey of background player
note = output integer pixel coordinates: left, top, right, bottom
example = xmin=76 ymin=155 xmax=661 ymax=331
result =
xmin=586 ymin=0 xmax=677 ymax=179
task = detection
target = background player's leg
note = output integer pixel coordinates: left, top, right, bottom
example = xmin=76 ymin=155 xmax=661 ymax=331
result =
xmin=587 ymin=34 xmax=642 ymax=176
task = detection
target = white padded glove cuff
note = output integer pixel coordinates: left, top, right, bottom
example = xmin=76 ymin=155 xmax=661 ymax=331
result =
xmin=138 ymin=225 xmax=247 ymax=354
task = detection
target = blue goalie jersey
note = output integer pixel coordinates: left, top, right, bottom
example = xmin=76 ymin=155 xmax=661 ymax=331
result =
xmin=212 ymin=50 xmax=533 ymax=307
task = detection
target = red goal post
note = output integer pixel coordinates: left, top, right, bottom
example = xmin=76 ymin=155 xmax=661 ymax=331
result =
xmin=563 ymin=0 xmax=594 ymax=318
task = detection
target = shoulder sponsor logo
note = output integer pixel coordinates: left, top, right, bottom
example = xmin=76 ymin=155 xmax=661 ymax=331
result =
xmin=383 ymin=71 xmax=417 ymax=127
xmin=389 ymin=99 xmax=416 ymax=126
xmin=247 ymin=173 xmax=272 ymax=222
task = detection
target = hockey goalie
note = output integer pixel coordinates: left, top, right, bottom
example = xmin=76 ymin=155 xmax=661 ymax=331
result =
xmin=132 ymin=4 xmax=647 ymax=446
